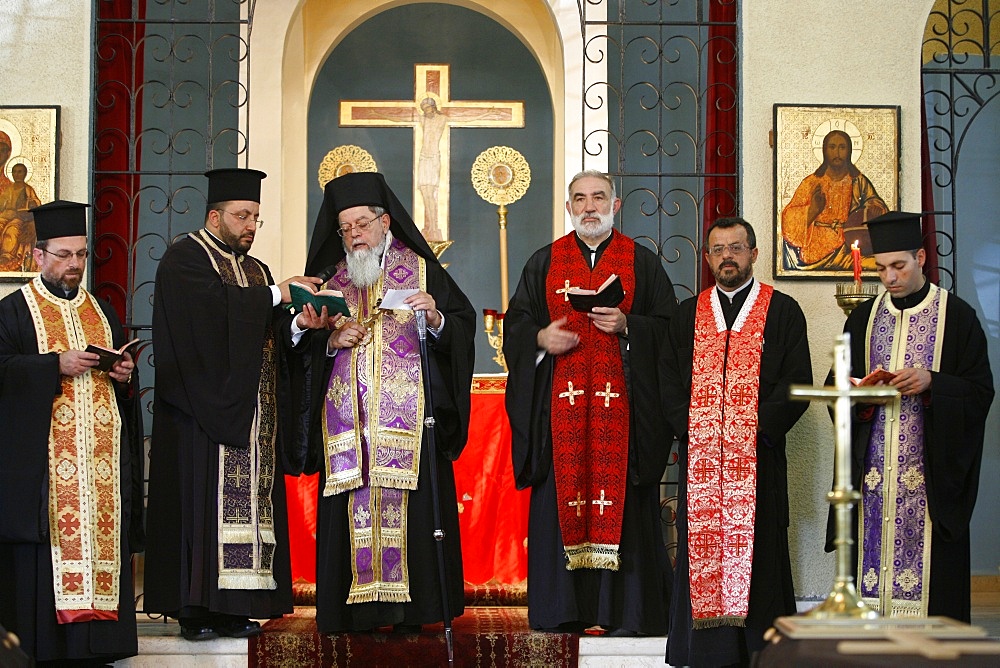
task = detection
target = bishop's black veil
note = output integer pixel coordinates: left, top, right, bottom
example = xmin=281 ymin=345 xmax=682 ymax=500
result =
xmin=305 ymin=172 xmax=439 ymax=279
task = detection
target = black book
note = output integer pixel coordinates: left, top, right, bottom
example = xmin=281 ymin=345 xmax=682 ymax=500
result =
xmin=86 ymin=338 xmax=141 ymax=372
xmin=567 ymin=274 xmax=625 ymax=312
xmin=289 ymin=282 xmax=352 ymax=318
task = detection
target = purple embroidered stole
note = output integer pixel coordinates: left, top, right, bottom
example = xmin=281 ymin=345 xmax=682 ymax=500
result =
xmin=859 ymin=284 xmax=946 ymax=617
xmin=323 ymin=237 xmax=425 ymax=603
xmin=22 ymin=278 xmax=123 ymax=622
xmin=191 ymin=230 xmax=278 ymax=590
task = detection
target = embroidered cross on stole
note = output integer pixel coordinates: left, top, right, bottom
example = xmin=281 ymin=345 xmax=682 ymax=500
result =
xmin=22 ymin=277 xmax=123 ymax=623
xmin=546 ymin=231 xmax=634 ymax=570
xmin=323 ymin=238 xmax=426 ymax=603
xmin=858 ymin=285 xmax=946 ymax=617
xmin=687 ymin=281 xmax=772 ymax=628
xmin=191 ymin=230 xmax=278 ymax=590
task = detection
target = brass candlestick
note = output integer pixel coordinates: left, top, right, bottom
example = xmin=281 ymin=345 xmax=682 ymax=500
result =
xmin=835 ymin=281 xmax=879 ymax=316
xmin=788 ymin=333 xmax=897 ymax=619
xmin=482 ymin=309 xmax=507 ymax=372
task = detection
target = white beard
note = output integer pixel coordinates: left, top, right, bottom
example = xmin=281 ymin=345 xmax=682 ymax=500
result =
xmin=345 ymin=235 xmax=389 ymax=287
xmin=571 ymin=209 xmax=614 ymax=241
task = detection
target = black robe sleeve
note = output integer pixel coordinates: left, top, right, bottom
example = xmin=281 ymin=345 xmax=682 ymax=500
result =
xmin=152 ymin=238 xmax=284 ymax=448
xmin=504 ymin=238 xmax=676 ymax=490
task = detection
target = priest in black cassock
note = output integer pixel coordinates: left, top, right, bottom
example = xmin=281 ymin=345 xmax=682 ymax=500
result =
xmin=503 ymin=170 xmax=676 ymax=636
xmin=295 ymin=171 xmax=475 ymax=633
xmin=826 ymin=211 xmax=994 ymax=622
xmin=145 ymin=169 xmax=326 ymax=640
xmin=661 ymin=217 xmax=812 ymax=667
xmin=0 ymin=201 xmax=143 ymax=665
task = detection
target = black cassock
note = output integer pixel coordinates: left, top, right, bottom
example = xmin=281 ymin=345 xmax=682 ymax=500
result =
xmin=144 ymin=234 xmax=293 ymax=619
xmin=503 ymin=233 xmax=676 ymax=634
xmin=827 ymin=282 xmax=994 ymax=622
xmin=661 ymin=283 xmax=812 ymax=667
xmin=294 ymin=258 xmax=476 ymax=633
xmin=0 ymin=283 xmax=143 ymax=663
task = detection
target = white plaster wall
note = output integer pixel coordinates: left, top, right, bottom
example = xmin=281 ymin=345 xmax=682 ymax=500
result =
xmin=0 ymin=0 xmax=92 ymax=300
xmin=742 ymin=0 xmax=936 ymax=598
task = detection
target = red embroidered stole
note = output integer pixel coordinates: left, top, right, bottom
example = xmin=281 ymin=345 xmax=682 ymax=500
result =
xmin=687 ymin=281 xmax=772 ymax=628
xmin=546 ymin=231 xmax=634 ymax=570
xmin=22 ymin=278 xmax=122 ymax=623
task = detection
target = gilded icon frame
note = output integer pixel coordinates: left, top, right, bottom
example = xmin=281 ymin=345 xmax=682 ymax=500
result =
xmin=0 ymin=105 xmax=60 ymax=281
xmin=773 ymin=104 xmax=900 ymax=278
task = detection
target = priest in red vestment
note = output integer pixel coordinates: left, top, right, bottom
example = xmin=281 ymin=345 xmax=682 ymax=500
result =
xmin=827 ymin=211 xmax=994 ymax=622
xmin=662 ymin=217 xmax=812 ymax=666
xmin=0 ymin=201 xmax=143 ymax=664
xmin=504 ymin=170 xmax=676 ymax=636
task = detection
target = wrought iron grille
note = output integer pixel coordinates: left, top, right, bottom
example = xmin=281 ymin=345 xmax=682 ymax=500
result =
xmin=580 ymin=0 xmax=740 ymax=558
xmin=922 ymin=0 xmax=1000 ymax=291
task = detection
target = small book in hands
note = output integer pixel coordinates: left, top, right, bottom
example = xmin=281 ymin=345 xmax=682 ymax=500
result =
xmin=289 ymin=282 xmax=351 ymax=318
xmin=567 ymin=274 xmax=625 ymax=312
xmin=86 ymin=338 xmax=141 ymax=372
xmin=850 ymin=368 xmax=897 ymax=387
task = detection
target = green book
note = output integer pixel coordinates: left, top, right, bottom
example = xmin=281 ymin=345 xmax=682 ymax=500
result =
xmin=289 ymin=282 xmax=352 ymax=318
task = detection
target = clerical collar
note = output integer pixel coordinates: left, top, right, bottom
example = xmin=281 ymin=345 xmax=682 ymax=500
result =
xmin=574 ymin=231 xmax=613 ymax=267
xmin=889 ymin=278 xmax=930 ymax=310
xmin=716 ymin=276 xmax=754 ymax=303
xmin=40 ymin=275 xmax=78 ymax=300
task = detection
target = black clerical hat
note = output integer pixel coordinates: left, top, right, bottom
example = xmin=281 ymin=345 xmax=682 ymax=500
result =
xmin=866 ymin=211 xmax=923 ymax=254
xmin=305 ymin=172 xmax=438 ymax=276
xmin=205 ymin=168 xmax=267 ymax=204
xmin=30 ymin=200 xmax=89 ymax=240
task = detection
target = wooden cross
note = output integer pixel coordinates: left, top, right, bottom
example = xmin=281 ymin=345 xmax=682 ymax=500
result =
xmin=227 ymin=464 xmax=249 ymax=488
xmin=558 ymin=381 xmax=584 ymax=406
xmin=555 ymin=279 xmax=579 ymax=302
xmin=591 ymin=489 xmax=613 ymax=515
xmin=595 ymin=382 xmax=620 ymax=408
xmin=340 ymin=64 xmax=524 ymax=241
xmin=568 ymin=491 xmax=586 ymax=517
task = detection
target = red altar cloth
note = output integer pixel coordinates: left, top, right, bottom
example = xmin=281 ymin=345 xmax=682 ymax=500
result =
xmin=285 ymin=374 xmax=529 ymax=585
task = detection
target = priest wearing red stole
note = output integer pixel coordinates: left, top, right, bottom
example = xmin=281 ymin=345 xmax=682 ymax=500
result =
xmin=504 ymin=170 xmax=677 ymax=636
xmin=827 ymin=211 xmax=993 ymax=622
xmin=296 ymin=172 xmax=476 ymax=634
xmin=0 ymin=201 xmax=143 ymax=664
xmin=662 ymin=217 xmax=812 ymax=666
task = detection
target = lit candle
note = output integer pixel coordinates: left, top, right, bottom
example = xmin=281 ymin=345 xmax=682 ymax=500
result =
xmin=851 ymin=240 xmax=862 ymax=285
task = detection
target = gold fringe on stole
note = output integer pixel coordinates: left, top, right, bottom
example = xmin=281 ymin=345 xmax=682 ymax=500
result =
xmin=322 ymin=433 xmax=364 ymax=497
xmin=564 ymin=543 xmax=621 ymax=571
xmin=693 ymin=615 xmax=747 ymax=630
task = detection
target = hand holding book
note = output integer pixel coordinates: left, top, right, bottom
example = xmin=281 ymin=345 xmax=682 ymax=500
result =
xmin=85 ymin=338 xmax=141 ymax=373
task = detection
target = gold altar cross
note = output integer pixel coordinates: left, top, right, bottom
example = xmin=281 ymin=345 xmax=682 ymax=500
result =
xmin=555 ymin=279 xmax=579 ymax=302
xmin=591 ymin=489 xmax=613 ymax=515
xmin=558 ymin=381 xmax=584 ymax=406
xmin=789 ymin=332 xmax=897 ymax=619
xmin=568 ymin=491 xmax=586 ymax=517
xmin=595 ymin=382 xmax=620 ymax=408
xmin=340 ymin=64 xmax=525 ymax=241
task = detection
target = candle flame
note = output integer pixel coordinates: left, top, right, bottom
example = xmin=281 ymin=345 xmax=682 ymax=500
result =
xmin=851 ymin=240 xmax=860 ymax=250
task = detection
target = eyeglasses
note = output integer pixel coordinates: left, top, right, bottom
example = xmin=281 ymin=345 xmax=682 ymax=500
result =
xmin=41 ymin=248 xmax=89 ymax=261
xmin=337 ymin=215 xmax=382 ymax=237
xmin=706 ymin=243 xmax=751 ymax=256
xmin=217 ymin=209 xmax=264 ymax=227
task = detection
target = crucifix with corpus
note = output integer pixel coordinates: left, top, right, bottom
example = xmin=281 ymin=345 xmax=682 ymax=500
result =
xmin=340 ymin=63 xmax=525 ymax=241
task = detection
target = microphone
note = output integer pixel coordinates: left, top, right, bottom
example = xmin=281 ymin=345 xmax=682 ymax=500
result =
xmin=314 ymin=264 xmax=337 ymax=283
xmin=415 ymin=309 xmax=427 ymax=341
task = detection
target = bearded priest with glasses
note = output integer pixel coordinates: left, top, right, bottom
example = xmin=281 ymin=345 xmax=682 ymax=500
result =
xmin=292 ymin=171 xmax=476 ymax=634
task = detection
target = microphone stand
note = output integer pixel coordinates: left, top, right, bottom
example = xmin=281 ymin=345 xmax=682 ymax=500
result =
xmin=414 ymin=309 xmax=454 ymax=667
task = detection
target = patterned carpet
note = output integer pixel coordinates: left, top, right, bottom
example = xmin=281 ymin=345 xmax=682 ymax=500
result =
xmin=249 ymin=606 xmax=577 ymax=667
xmin=292 ymin=580 xmax=528 ymax=607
